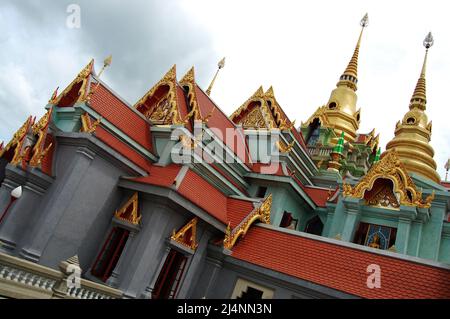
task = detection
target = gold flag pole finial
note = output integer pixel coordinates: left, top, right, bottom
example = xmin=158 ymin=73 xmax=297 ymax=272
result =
xmin=97 ymin=55 xmax=112 ymax=78
xmin=206 ymin=57 xmax=225 ymax=96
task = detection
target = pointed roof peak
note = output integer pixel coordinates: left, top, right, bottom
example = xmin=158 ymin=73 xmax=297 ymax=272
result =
xmin=337 ymin=14 xmax=369 ymax=91
xmin=252 ymin=86 xmax=265 ymax=98
xmin=163 ymin=64 xmax=177 ymax=82
xmin=409 ymin=32 xmax=434 ymax=111
xmin=180 ymin=66 xmax=196 ymax=84
xmin=265 ymin=86 xmax=275 ymax=98
xmin=66 ymin=255 xmax=80 ymax=267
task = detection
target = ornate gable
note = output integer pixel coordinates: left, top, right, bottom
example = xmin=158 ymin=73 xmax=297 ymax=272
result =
xmin=171 ymin=217 xmax=198 ymax=250
xmin=0 ymin=116 xmax=35 ymax=166
xmin=230 ymin=86 xmax=277 ymax=129
xmin=114 ymin=192 xmax=141 ymax=225
xmin=179 ymin=67 xmax=202 ymax=122
xmin=29 ymin=108 xmax=54 ymax=168
xmin=343 ymin=149 xmax=434 ymax=208
xmin=51 ymin=60 xmax=94 ymax=107
xmin=134 ymin=65 xmax=183 ymax=125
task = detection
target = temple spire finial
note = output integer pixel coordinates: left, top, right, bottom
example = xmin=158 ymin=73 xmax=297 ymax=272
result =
xmin=410 ymin=32 xmax=433 ymax=111
xmin=97 ymin=55 xmax=112 ymax=78
xmin=206 ymin=57 xmax=225 ymax=96
xmin=337 ymin=13 xmax=369 ymax=91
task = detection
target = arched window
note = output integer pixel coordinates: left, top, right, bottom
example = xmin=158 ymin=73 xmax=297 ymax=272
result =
xmin=304 ymin=216 xmax=323 ymax=236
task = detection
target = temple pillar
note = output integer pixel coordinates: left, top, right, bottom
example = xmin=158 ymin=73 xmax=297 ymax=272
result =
xmin=0 ymin=165 xmax=52 ymax=255
xmin=396 ymin=217 xmax=412 ymax=254
xmin=341 ymin=197 xmax=362 ymax=242
xmin=106 ymin=230 xmax=137 ymax=288
xmin=20 ymin=147 xmax=95 ymax=262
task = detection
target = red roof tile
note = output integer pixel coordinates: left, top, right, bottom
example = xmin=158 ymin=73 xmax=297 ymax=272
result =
xmin=89 ymin=84 xmax=153 ymax=153
xmin=227 ymin=198 xmax=255 ymax=228
xmin=303 ymin=186 xmax=331 ymax=208
xmin=132 ymin=164 xmax=181 ymax=187
xmin=178 ymin=169 xmax=228 ymax=223
xmin=231 ymin=226 xmax=450 ymax=299
xmin=441 ymin=181 xmax=450 ymax=189
xmin=195 ymin=86 xmax=252 ymax=166
xmin=95 ymin=126 xmax=152 ymax=172
xmin=40 ymin=134 xmax=55 ymax=176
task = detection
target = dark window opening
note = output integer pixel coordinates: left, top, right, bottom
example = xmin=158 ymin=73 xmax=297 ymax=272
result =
xmin=91 ymin=227 xmax=129 ymax=282
xmin=279 ymin=212 xmax=298 ymax=230
xmin=406 ymin=117 xmax=415 ymax=124
xmin=328 ymin=102 xmax=337 ymax=109
xmin=152 ymin=249 xmax=188 ymax=299
xmin=353 ymin=222 xmax=397 ymax=250
xmin=237 ymin=286 xmax=264 ymax=299
xmin=306 ymin=118 xmax=321 ymax=146
xmin=256 ymin=186 xmax=267 ymax=198
xmin=304 ymin=216 xmax=323 ymax=236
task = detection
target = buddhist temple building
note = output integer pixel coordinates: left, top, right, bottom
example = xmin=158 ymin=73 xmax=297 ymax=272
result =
xmin=0 ymin=15 xmax=449 ymax=299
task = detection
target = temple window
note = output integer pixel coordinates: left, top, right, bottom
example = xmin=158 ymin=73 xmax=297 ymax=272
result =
xmin=231 ymin=278 xmax=274 ymax=299
xmin=279 ymin=212 xmax=298 ymax=230
xmin=328 ymin=102 xmax=337 ymax=109
xmin=256 ymin=186 xmax=267 ymax=198
xmin=304 ymin=215 xmax=324 ymax=236
xmin=151 ymin=249 xmax=188 ymax=299
xmin=353 ymin=222 xmax=397 ymax=250
xmin=306 ymin=118 xmax=321 ymax=146
xmin=91 ymin=226 xmax=130 ymax=282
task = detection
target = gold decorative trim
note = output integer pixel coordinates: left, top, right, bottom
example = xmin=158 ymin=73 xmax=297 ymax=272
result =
xmin=0 ymin=116 xmax=34 ymax=166
xmin=224 ymin=194 xmax=272 ymax=250
xmin=342 ymin=149 xmax=435 ymax=208
xmin=52 ymin=60 xmax=94 ymax=105
xmin=114 ymin=192 xmax=141 ymax=225
xmin=29 ymin=109 xmax=53 ymax=167
xmin=80 ymin=113 xmax=101 ymax=133
xmin=171 ymin=217 xmax=198 ymax=250
xmin=134 ymin=65 xmax=183 ymax=125
xmin=276 ymin=140 xmax=295 ymax=153
xmin=179 ymin=67 xmax=202 ymax=122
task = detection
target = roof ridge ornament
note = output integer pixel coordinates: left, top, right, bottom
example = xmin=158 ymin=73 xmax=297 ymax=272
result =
xmin=206 ymin=57 xmax=225 ymax=96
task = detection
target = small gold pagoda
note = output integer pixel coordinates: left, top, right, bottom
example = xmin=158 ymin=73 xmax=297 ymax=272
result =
xmin=305 ymin=13 xmax=368 ymax=143
xmin=385 ymin=32 xmax=440 ymax=183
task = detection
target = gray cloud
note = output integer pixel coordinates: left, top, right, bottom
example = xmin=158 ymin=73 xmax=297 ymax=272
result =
xmin=0 ymin=0 xmax=217 ymax=140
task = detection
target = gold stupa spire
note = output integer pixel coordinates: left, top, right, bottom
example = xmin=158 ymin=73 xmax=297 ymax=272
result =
xmin=338 ymin=13 xmax=368 ymax=91
xmin=385 ymin=32 xmax=440 ymax=183
xmin=308 ymin=13 xmax=368 ymax=143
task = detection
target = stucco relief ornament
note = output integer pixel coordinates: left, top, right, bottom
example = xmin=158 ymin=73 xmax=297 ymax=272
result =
xmin=223 ymin=194 xmax=272 ymax=250
xmin=342 ymin=149 xmax=434 ymax=208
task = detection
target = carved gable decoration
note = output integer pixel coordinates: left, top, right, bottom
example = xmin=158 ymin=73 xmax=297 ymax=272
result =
xmin=29 ymin=108 xmax=54 ymax=168
xmin=343 ymin=149 xmax=434 ymax=208
xmin=51 ymin=60 xmax=94 ymax=107
xmin=224 ymin=194 xmax=272 ymax=250
xmin=115 ymin=192 xmax=141 ymax=225
xmin=171 ymin=217 xmax=198 ymax=250
xmin=134 ymin=65 xmax=183 ymax=125
xmin=0 ymin=116 xmax=35 ymax=166
xmin=303 ymin=105 xmax=331 ymax=128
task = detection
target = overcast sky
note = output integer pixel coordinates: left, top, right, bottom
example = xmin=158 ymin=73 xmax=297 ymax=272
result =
xmin=1 ymin=0 xmax=449 ymax=178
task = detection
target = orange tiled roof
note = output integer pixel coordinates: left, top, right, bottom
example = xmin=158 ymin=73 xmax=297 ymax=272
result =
xmin=231 ymin=226 xmax=450 ymax=299
xmin=95 ymin=126 xmax=152 ymax=173
xmin=132 ymin=164 xmax=181 ymax=187
xmin=89 ymin=84 xmax=153 ymax=153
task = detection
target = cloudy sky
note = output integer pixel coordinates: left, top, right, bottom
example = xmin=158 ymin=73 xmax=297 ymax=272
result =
xmin=1 ymin=0 xmax=449 ymax=178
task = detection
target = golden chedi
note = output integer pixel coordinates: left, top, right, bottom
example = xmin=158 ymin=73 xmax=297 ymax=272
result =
xmin=321 ymin=13 xmax=368 ymax=143
xmin=385 ymin=32 xmax=440 ymax=183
